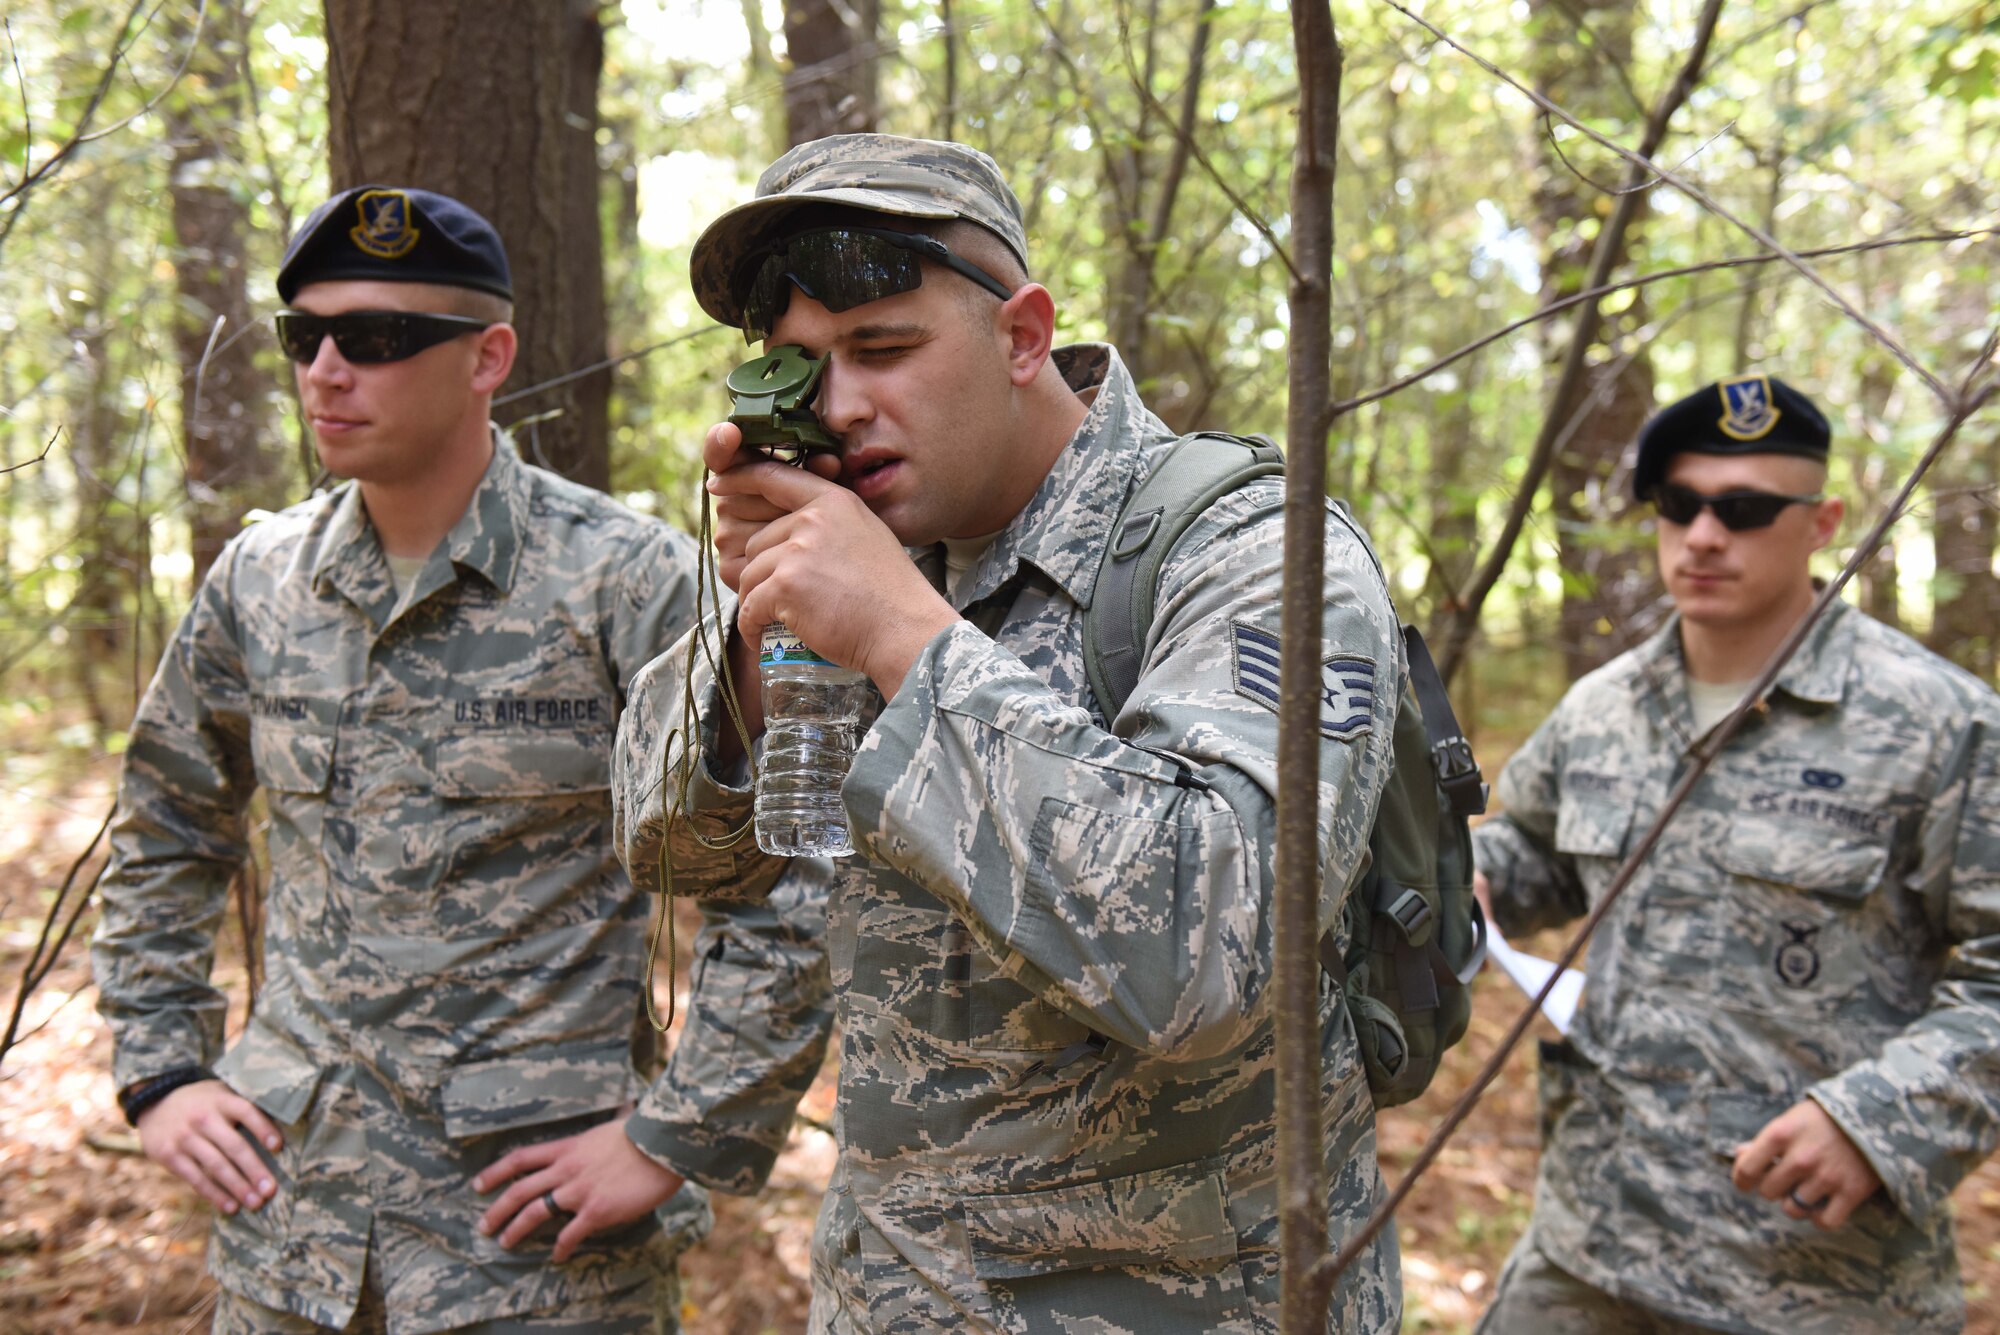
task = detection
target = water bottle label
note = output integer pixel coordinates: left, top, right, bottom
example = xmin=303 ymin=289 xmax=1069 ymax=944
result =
xmin=760 ymin=624 xmax=835 ymax=668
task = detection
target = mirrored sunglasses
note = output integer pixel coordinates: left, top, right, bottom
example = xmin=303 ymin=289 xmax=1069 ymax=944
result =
xmin=738 ymin=227 xmax=1015 ymax=341
xmin=1651 ymin=481 xmax=1822 ymax=531
xmin=275 ymin=310 xmax=495 ymax=365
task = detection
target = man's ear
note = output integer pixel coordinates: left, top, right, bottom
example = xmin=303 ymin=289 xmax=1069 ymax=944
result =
xmin=471 ymin=323 xmax=519 ymax=394
xmin=1809 ymin=494 xmax=1844 ymax=552
xmin=997 ymin=284 xmax=1057 ymax=388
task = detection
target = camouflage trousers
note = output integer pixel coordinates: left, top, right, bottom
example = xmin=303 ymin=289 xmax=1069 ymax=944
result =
xmin=210 ymin=1243 xmax=681 ymax=1334
xmin=1477 ymin=1238 xmax=1730 ymax=1335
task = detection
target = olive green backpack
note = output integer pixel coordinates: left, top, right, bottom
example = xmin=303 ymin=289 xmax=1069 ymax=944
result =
xmin=1083 ymin=431 xmax=1489 ymax=1108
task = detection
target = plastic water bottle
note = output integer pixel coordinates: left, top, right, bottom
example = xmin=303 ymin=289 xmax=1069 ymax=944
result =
xmin=755 ymin=623 xmax=869 ymax=856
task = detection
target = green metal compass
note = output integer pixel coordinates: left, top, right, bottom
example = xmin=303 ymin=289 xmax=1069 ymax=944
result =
xmin=726 ymin=344 xmax=840 ymax=464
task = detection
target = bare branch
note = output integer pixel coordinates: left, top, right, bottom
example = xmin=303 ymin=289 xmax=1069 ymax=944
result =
xmin=492 ymin=325 xmax=728 ymax=408
xmin=0 ymin=425 xmax=60 ymax=475
xmin=1426 ymin=0 xmax=1728 ymax=685
xmin=1322 ymin=230 xmax=1990 ymax=426
xmin=1381 ymin=0 xmax=1952 ymax=404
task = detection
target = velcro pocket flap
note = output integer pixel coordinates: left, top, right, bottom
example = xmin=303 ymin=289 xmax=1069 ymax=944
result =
xmin=1714 ymin=832 xmax=1889 ymax=903
xmin=249 ymin=722 xmax=334 ymax=795
xmin=441 ymin=1041 xmax=635 ymax=1139
xmin=1554 ymin=797 xmax=1631 ymax=858
xmin=962 ymin=1159 xmax=1237 ymax=1281
xmin=432 ymin=731 xmax=611 ymax=799
xmin=214 ymin=1017 xmax=325 ymax=1126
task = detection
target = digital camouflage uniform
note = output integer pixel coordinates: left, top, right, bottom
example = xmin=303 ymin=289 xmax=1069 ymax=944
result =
xmin=1473 ymin=601 xmax=2000 ymax=1334
xmin=93 ymin=435 xmax=833 ymax=1334
xmin=616 ymin=345 xmax=1406 ymax=1334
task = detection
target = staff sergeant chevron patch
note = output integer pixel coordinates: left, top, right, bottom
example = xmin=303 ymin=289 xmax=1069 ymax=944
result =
xmin=1231 ymin=622 xmax=1375 ymax=741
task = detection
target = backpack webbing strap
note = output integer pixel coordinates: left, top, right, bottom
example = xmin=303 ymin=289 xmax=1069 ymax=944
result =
xmin=1403 ymin=625 xmax=1488 ymax=819
xmin=1084 ymin=432 xmax=1284 ymax=719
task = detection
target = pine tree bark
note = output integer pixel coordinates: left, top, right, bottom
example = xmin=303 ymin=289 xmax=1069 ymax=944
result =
xmin=1530 ymin=0 xmax=1656 ymax=681
xmin=169 ymin=0 xmax=280 ymax=585
xmin=782 ymin=0 xmax=880 ymax=146
xmin=323 ymin=0 xmax=610 ymax=490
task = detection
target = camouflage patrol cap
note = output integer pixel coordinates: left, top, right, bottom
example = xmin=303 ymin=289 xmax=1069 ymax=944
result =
xmin=1632 ymin=374 xmax=1831 ymax=500
xmin=278 ymin=185 xmax=513 ymax=304
xmin=689 ymin=134 xmax=1028 ymax=329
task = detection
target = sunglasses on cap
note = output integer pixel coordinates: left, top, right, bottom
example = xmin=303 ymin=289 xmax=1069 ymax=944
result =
xmin=274 ymin=310 xmax=495 ymax=365
xmin=1650 ymin=481 xmax=1823 ymax=531
xmin=738 ymin=227 xmax=1016 ymax=342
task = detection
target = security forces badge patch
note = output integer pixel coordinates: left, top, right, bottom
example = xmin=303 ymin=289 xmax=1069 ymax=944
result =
xmin=1716 ymin=372 xmax=1782 ymax=442
xmin=350 ymin=189 xmax=421 ymax=260
xmin=1775 ymin=920 xmax=1822 ymax=988
xmin=1231 ymin=622 xmax=1374 ymax=741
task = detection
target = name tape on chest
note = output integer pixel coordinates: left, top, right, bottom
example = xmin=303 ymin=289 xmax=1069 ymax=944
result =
xmin=1230 ymin=622 xmax=1375 ymax=740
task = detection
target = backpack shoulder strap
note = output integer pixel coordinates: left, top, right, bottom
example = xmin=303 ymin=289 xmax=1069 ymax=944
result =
xmin=1084 ymin=431 xmax=1285 ymax=719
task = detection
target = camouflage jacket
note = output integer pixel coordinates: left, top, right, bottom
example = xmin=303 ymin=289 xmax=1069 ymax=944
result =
xmin=92 ymin=437 xmax=829 ymax=1332
xmin=617 ymin=345 xmax=1406 ymax=1334
xmin=1473 ymin=602 xmax=2000 ymax=1334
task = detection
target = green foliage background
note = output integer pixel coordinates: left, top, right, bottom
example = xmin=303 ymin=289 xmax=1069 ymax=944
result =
xmin=2 ymin=0 xmax=1996 ymax=752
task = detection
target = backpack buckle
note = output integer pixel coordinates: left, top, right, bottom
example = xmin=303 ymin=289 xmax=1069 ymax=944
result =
xmin=1431 ymin=735 xmax=1489 ymax=817
xmin=1384 ymin=886 xmax=1432 ymax=938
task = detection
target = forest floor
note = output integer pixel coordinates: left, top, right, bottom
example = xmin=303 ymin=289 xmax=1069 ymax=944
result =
xmin=2 ymin=747 xmax=1995 ymax=1334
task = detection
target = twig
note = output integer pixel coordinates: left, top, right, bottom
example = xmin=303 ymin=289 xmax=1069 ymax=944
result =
xmin=0 ymin=809 xmax=112 ymax=1075
xmin=492 ymin=326 xmax=726 ymax=407
xmin=0 ymin=426 xmax=61 ymax=475
xmin=1322 ymin=230 xmax=1989 ymax=426
xmin=1381 ymin=0 xmax=1951 ymax=404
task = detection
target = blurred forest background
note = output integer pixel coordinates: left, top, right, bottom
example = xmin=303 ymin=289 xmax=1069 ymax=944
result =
xmin=1 ymin=0 xmax=1996 ymax=1331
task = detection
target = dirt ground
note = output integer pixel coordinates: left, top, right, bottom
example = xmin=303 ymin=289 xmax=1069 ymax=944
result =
xmin=2 ymin=756 xmax=1995 ymax=1334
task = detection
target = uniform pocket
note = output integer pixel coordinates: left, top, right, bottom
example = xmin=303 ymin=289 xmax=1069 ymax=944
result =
xmin=431 ymin=730 xmax=612 ymax=798
xmin=1709 ymin=823 xmax=1894 ymax=1022
xmin=961 ymin=1159 xmax=1255 ymax=1332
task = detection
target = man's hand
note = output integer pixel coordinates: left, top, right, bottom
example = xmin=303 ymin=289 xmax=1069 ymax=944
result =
xmin=475 ymin=1118 xmax=685 ymax=1263
xmin=706 ymin=442 xmax=957 ymax=698
xmin=1731 ymin=1098 xmax=1883 ymax=1229
xmin=135 ymin=1079 xmax=282 ymax=1215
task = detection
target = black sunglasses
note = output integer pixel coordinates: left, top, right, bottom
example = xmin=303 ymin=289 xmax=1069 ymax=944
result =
xmin=1651 ymin=481 xmax=1822 ymax=531
xmin=275 ymin=310 xmax=495 ymax=365
xmin=738 ymin=227 xmax=1015 ymax=341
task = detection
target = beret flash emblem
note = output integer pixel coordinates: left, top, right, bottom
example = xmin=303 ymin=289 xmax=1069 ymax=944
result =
xmin=1716 ymin=372 xmax=1781 ymax=442
xmin=350 ymin=189 xmax=421 ymax=260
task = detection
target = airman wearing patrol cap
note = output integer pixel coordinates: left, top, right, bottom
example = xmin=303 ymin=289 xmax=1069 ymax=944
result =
xmin=92 ymin=185 xmax=836 ymax=1334
xmin=614 ymin=133 xmax=1406 ymax=1332
xmin=1473 ymin=376 xmax=2000 ymax=1333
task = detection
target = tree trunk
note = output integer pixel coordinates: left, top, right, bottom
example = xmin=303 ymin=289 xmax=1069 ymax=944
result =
xmin=1928 ymin=431 xmax=1999 ymax=680
xmin=1530 ymin=0 xmax=1656 ymax=681
xmin=1854 ymin=358 xmax=1901 ymax=629
xmin=782 ymin=0 xmax=880 ymax=146
xmin=169 ymin=0 xmax=280 ymax=587
xmin=324 ymin=0 xmax=610 ymax=490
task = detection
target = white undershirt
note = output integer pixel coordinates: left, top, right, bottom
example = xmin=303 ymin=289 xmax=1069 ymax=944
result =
xmin=942 ymin=530 xmax=1004 ymax=601
xmin=1687 ymin=677 xmax=1756 ymax=735
xmin=386 ymin=553 xmax=428 ymax=599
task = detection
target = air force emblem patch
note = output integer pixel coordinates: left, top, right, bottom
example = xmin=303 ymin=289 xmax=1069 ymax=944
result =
xmin=1231 ymin=623 xmax=1375 ymax=741
xmin=1716 ymin=372 xmax=1781 ymax=441
xmin=350 ymin=189 xmax=421 ymax=259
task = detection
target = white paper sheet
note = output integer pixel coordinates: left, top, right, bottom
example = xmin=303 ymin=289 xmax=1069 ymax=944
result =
xmin=1484 ymin=920 xmax=1587 ymax=1036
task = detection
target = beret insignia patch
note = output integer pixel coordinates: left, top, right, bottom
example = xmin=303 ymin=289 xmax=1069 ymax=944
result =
xmin=1231 ymin=623 xmax=1375 ymax=741
xmin=1716 ymin=372 xmax=1781 ymax=442
xmin=350 ymin=189 xmax=421 ymax=260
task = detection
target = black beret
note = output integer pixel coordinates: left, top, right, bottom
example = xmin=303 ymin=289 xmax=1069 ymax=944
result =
xmin=277 ymin=186 xmax=512 ymax=304
xmin=1632 ymin=374 xmax=1830 ymax=500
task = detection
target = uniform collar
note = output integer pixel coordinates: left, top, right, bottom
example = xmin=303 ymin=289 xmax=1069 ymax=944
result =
xmin=311 ymin=426 xmax=529 ymax=623
xmin=940 ymin=343 xmax=1175 ymax=611
xmin=1635 ymin=595 xmax=1855 ymax=717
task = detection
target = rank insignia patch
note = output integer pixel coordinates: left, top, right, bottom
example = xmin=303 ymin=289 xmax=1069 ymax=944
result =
xmin=1231 ymin=623 xmax=1375 ymax=741
xmin=1775 ymin=920 xmax=1821 ymax=988
xmin=1716 ymin=372 xmax=1781 ymax=441
xmin=350 ymin=189 xmax=421 ymax=260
